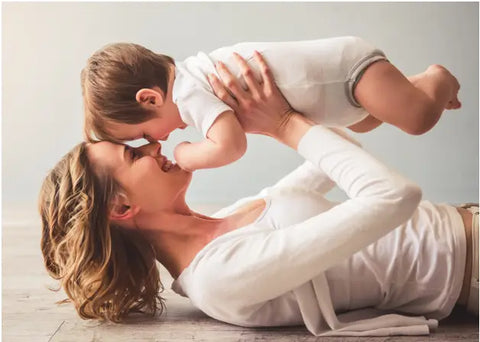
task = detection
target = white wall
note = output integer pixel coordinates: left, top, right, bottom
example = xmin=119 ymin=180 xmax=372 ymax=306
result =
xmin=3 ymin=2 xmax=478 ymax=221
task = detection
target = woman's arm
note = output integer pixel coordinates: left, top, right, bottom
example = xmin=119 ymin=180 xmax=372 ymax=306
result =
xmin=265 ymin=128 xmax=363 ymax=196
xmin=199 ymin=52 xmax=422 ymax=306
xmin=197 ymin=125 xmax=422 ymax=306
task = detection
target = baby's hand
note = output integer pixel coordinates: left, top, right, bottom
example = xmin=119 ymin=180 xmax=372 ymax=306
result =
xmin=174 ymin=141 xmax=195 ymax=172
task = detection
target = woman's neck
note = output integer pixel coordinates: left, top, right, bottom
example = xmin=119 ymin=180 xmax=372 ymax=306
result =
xmin=140 ymin=199 xmax=266 ymax=279
xmin=142 ymin=212 xmax=228 ymax=278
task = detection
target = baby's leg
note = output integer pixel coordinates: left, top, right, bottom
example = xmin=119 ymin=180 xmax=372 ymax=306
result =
xmin=347 ymin=114 xmax=383 ymax=133
xmin=352 ymin=61 xmax=461 ymax=135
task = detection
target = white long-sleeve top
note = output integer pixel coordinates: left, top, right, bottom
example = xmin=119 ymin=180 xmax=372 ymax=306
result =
xmin=171 ymin=126 xmax=446 ymax=336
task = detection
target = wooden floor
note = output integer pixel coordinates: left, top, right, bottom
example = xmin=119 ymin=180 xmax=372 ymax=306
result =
xmin=3 ymin=214 xmax=479 ymax=342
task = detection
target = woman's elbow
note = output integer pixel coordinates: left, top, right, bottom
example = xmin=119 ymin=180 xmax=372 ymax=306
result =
xmin=395 ymin=182 xmax=423 ymax=219
xmin=404 ymin=182 xmax=422 ymax=206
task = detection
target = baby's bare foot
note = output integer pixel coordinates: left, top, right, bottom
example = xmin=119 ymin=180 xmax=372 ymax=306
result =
xmin=430 ymin=65 xmax=462 ymax=109
xmin=412 ymin=65 xmax=461 ymax=110
xmin=446 ymin=96 xmax=462 ymax=109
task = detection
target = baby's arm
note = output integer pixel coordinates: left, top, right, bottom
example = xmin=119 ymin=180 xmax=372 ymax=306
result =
xmin=174 ymin=111 xmax=247 ymax=171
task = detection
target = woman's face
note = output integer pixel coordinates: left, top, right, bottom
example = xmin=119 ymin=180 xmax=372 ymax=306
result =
xmin=87 ymin=141 xmax=192 ymax=213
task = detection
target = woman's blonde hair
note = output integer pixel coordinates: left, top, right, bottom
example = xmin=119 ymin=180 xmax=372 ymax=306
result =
xmin=38 ymin=142 xmax=165 ymax=322
xmin=81 ymin=43 xmax=174 ymax=142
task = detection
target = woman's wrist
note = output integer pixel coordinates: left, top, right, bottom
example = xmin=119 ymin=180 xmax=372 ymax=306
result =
xmin=274 ymin=112 xmax=314 ymax=150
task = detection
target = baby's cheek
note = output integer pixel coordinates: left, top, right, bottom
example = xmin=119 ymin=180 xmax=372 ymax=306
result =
xmin=149 ymin=117 xmax=174 ymax=137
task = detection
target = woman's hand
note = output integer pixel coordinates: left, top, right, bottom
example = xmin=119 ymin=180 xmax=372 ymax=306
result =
xmin=207 ymin=51 xmax=299 ymax=139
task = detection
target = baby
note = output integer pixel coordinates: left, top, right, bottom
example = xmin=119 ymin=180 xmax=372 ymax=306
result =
xmin=82 ymin=36 xmax=461 ymax=171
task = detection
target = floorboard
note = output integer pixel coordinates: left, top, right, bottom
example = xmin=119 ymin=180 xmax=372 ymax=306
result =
xmin=3 ymin=215 xmax=478 ymax=341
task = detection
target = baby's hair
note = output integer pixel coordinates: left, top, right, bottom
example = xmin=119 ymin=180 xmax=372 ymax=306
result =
xmin=38 ymin=142 xmax=165 ymax=322
xmin=81 ymin=43 xmax=174 ymax=142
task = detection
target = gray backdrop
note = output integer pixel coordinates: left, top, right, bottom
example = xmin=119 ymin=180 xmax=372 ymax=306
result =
xmin=3 ymin=2 xmax=479 ymax=221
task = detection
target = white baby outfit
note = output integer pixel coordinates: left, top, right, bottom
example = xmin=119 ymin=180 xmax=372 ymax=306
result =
xmin=171 ymin=126 xmax=466 ymax=336
xmin=172 ymin=36 xmax=387 ymax=137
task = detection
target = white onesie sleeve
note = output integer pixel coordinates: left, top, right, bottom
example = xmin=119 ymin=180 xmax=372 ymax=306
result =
xmin=173 ymin=63 xmax=233 ymax=137
xmin=190 ymin=126 xmax=422 ymax=307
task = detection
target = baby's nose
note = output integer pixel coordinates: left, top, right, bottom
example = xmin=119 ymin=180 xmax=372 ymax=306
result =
xmin=159 ymin=134 xmax=170 ymax=141
xmin=145 ymin=135 xmax=157 ymax=143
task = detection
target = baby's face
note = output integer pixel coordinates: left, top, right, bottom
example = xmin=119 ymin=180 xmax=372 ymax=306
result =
xmin=106 ymin=112 xmax=186 ymax=143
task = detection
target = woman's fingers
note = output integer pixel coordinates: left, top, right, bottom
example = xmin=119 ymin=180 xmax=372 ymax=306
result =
xmin=209 ymin=51 xmax=295 ymax=137
xmin=207 ymin=74 xmax=239 ymax=110
xmin=232 ymin=52 xmax=261 ymax=97
xmin=253 ymin=51 xmax=275 ymax=94
xmin=215 ymin=61 xmax=246 ymax=101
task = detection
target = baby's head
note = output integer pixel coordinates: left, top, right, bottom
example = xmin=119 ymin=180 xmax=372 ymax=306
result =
xmin=82 ymin=43 xmax=181 ymax=143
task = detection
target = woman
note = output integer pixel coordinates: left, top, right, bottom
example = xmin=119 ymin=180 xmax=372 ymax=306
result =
xmin=39 ymin=54 xmax=478 ymax=336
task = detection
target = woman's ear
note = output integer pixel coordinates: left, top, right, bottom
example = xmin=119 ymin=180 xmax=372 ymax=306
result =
xmin=135 ymin=88 xmax=164 ymax=108
xmin=109 ymin=193 xmax=140 ymax=222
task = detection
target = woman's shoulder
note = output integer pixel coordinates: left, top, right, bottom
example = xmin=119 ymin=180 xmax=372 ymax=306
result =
xmin=171 ymin=222 xmax=269 ymax=297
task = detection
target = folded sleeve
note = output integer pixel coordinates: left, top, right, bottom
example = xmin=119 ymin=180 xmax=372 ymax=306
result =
xmin=194 ymin=126 xmax=422 ymax=307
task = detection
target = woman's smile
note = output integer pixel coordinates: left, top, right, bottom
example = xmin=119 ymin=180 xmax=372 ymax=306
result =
xmin=154 ymin=146 xmax=179 ymax=173
xmin=159 ymin=155 xmax=177 ymax=172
